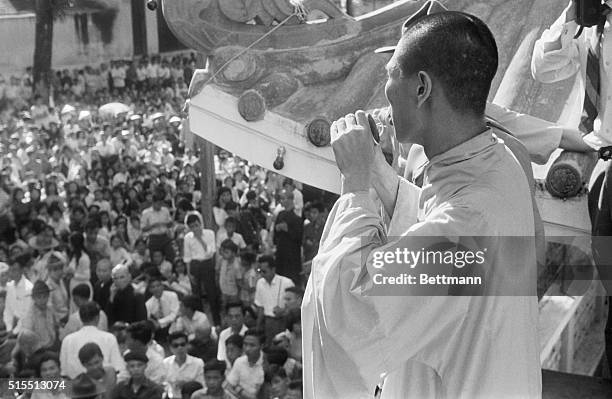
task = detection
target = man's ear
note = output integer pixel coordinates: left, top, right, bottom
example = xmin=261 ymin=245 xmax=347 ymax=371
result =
xmin=416 ymin=71 xmax=432 ymax=108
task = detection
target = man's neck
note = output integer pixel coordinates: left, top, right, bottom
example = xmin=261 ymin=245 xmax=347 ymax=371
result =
xmin=247 ymin=351 xmax=261 ymax=366
xmin=231 ymin=324 xmax=244 ymax=334
xmin=422 ymin=112 xmax=488 ymax=160
xmin=175 ymin=354 xmax=187 ymax=365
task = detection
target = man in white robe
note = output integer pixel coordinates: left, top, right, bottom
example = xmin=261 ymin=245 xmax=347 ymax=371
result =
xmin=302 ymin=9 xmax=541 ymax=399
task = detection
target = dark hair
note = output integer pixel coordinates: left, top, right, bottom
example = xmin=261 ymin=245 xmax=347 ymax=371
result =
xmin=71 ymin=284 xmax=91 ymax=299
xmin=225 ymin=334 xmax=244 ymax=349
xmin=36 ymin=351 xmax=60 ymax=377
xmin=243 ymin=329 xmax=263 ymax=345
xmin=168 ymin=332 xmax=188 ymax=344
xmin=240 ymin=251 xmax=256 ymax=265
xmin=181 ymin=295 xmax=199 ymax=311
xmin=220 ymin=238 xmax=238 ymax=254
xmin=225 ymin=216 xmax=238 ymax=226
xmin=286 ymin=308 xmax=301 ymax=332
xmin=265 ymin=364 xmax=287 ymax=383
xmin=396 ymin=12 xmax=497 ymax=116
xmin=79 ymin=301 xmax=100 ymax=323
xmin=126 ymin=321 xmax=153 ymax=345
xmin=285 ymin=286 xmax=302 ymax=297
xmin=78 ymin=342 xmax=103 ymax=365
xmin=204 ymin=359 xmax=227 ymax=374
xmin=185 ymin=214 xmax=200 ymax=226
xmin=265 ymin=347 xmax=288 ymax=366
xmin=69 ymin=232 xmax=85 ymax=262
xmin=257 ymin=254 xmax=275 ymax=269
xmin=225 ymin=301 xmax=244 ymax=314
xmin=216 ymin=187 xmax=231 ymax=206
xmin=181 ymin=381 xmax=203 ymax=397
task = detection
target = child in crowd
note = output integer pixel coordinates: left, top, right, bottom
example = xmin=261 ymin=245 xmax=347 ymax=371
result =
xmin=216 ymin=217 xmax=246 ymax=250
xmin=169 ymin=259 xmax=193 ymax=297
xmin=217 ymin=239 xmax=242 ymax=308
xmin=239 ymin=251 xmax=258 ymax=308
xmin=109 ymin=234 xmax=133 ymax=268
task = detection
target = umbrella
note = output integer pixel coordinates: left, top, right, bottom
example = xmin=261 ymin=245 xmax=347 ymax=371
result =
xmin=99 ymin=102 xmax=130 ymax=118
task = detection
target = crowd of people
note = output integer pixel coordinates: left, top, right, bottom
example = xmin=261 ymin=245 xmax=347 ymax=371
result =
xmin=0 ymin=52 xmax=331 ymax=399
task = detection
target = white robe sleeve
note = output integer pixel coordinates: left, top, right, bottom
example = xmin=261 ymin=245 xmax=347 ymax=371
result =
xmin=304 ymin=181 xmax=491 ymax=398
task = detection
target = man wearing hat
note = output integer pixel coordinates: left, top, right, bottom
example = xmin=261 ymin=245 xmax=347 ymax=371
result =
xmin=70 ymin=374 xmax=107 ymax=399
xmin=21 ymin=280 xmax=58 ymax=350
xmin=111 ymin=350 xmax=164 ymax=399
xmin=303 ymin=3 xmax=540 ymax=399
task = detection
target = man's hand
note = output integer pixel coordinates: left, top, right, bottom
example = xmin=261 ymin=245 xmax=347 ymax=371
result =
xmin=331 ymin=111 xmax=377 ymax=194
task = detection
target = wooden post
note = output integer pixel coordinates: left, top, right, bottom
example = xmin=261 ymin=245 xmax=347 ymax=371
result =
xmin=199 ymin=136 xmax=216 ymax=231
xmin=194 ymin=53 xmax=217 ymax=231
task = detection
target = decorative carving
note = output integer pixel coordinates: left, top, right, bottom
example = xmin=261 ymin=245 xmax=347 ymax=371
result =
xmin=545 ymin=151 xmax=597 ymax=198
xmin=254 ymin=73 xmax=300 ymax=108
xmin=238 ymin=90 xmax=266 ymax=121
xmin=211 ymin=48 xmax=264 ymax=88
xmin=219 ymin=0 xmax=259 ymax=23
xmin=306 ymin=118 xmax=331 ymax=147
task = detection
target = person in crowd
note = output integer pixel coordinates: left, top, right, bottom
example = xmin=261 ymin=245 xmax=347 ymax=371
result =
xmin=4 ymin=254 xmax=33 ymax=334
xmin=301 ymin=201 xmax=325 ymax=263
xmin=169 ymin=295 xmax=211 ymax=341
xmin=109 ymin=235 xmax=133 ymax=269
xmin=272 ymin=191 xmax=302 ymax=285
xmin=60 ymin=301 xmax=125 ymax=379
xmin=224 ymin=334 xmax=244 ymax=371
xmin=254 ymin=256 xmax=294 ymax=346
xmin=163 ymin=332 xmax=205 ymax=399
xmin=217 ymin=302 xmax=248 ymax=365
xmin=21 ymin=280 xmax=58 ymax=351
xmin=183 ymin=213 xmax=218 ymax=325
xmin=225 ymin=329 xmax=264 ymax=399
xmin=67 ymin=232 xmax=92 ymax=312
xmin=31 ymin=351 xmax=69 ymax=399
xmin=187 ymin=323 xmax=218 ymax=363
xmin=181 ymin=382 xmax=204 ymax=399
xmin=45 ymin=253 xmax=70 ymax=325
xmin=191 ymin=359 xmax=235 ymax=399
xmin=125 ymin=321 xmax=165 ymax=386
xmin=142 ymin=192 xmax=175 ymax=261
xmin=111 ymin=349 xmax=164 ymax=399
xmin=76 ymin=342 xmax=118 ymax=399
xmin=60 ymin=284 xmax=109 ymax=339
xmin=84 ymin=220 xmax=111 ymax=272
xmin=94 ymin=259 xmax=113 ymax=313
xmin=168 ymin=259 xmax=193 ymax=297
xmin=107 ymin=264 xmax=146 ymax=325
xmin=238 ymin=252 xmax=257 ymax=308
xmin=145 ymin=274 xmax=180 ymax=341
xmin=216 ymin=217 xmax=246 ymax=250
xmin=218 ymin=239 xmax=241 ymax=308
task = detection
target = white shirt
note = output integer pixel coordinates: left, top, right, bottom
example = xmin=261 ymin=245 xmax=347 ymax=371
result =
xmin=59 ymin=309 xmax=108 ymax=340
xmin=3 ymin=276 xmax=32 ymax=332
xmin=145 ymin=345 xmax=167 ymax=385
xmin=216 ymin=230 xmax=247 ymax=250
xmin=226 ymin=353 xmax=264 ymax=399
xmin=169 ymin=310 xmax=211 ymax=340
xmin=532 ymin=5 xmax=612 ymax=148
xmin=217 ymin=324 xmax=248 ymax=363
xmin=163 ymin=355 xmax=205 ymax=399
xmin=146 ymin=290 xmax=180 ymax=328
xmin=60 ymin=325 xmax=126 ymax=379
xmin=302 ymin=131 xmax=540 ymax=399
xmin=254 ymin=275 xmax=294 ymax=317
xmin=183 ymin=230 xmax=216 ymax=262
xmin=141 ymin=207 xmax=172 ymax=235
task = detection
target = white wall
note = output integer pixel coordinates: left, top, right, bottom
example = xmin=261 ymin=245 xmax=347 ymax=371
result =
xmin=0 ymin=0 xmax=134 ymax=74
